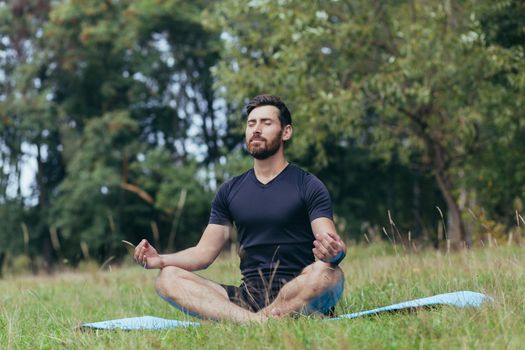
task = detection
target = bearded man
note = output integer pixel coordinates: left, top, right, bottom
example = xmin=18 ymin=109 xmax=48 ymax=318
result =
xmin=134 ymin=95 xmax=346 ymax=322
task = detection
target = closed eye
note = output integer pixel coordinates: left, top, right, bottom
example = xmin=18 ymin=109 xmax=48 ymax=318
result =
xmin=247 ymin=118 xmax=274 ymax=127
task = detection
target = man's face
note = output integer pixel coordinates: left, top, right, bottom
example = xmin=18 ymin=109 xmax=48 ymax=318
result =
xmin=245 ymin=105 xmax=285 ymax=160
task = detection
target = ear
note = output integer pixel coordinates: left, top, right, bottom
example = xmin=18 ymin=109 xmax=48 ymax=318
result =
xmin=282 ymin=124 xmax=293 ymax=141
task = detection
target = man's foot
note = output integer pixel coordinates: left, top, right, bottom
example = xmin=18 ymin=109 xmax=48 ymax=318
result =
xmin=255 ymin=307 xmax=284 ymax=321
xmin=270 ymin=308 xmax=284 ymax=318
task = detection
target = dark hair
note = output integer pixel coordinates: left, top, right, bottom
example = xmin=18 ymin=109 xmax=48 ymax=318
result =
xmin=245 ymin=95 xmax=292 ymax=127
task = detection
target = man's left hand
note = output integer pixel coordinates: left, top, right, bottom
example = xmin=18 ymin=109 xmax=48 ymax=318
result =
xmin=313 ymin=231 xmax=346 ymax=263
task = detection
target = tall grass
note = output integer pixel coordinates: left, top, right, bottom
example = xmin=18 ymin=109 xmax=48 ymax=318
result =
xmin=1 ymin=244 xmax=524 ymax=349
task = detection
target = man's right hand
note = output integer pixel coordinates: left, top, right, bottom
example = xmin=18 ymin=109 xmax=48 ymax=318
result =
xmin=134 ymin=239 xmax=163 ymax=269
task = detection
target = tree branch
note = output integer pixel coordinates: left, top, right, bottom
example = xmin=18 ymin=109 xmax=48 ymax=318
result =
xmin=120 ymin=183 xmax=155 ymax=205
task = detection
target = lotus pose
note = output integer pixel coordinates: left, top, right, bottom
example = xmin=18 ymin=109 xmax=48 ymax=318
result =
xmin=134 ymin=95 xmax=346 ymax=323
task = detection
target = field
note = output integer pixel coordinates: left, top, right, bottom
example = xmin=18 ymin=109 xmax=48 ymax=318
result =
xmin=1 ymin=244 xmax=524 ymax=349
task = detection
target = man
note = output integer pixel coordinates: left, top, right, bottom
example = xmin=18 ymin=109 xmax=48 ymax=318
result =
xmin=134 ymin=95 xmax=346 ymax=323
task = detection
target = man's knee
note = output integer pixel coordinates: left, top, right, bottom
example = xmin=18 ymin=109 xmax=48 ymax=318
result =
xmin=300 ymin=262 xmax=344 ymax=314
xmin=303 ymin=261 xmax=344 ymax=288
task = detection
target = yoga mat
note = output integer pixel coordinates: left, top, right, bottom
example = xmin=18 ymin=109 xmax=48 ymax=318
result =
xmin=80 ymin=316 xmax=199 ymax=330
xmin=80 ymin=290 xmax=492 ymax=330
xmin=329 ymin=290 xmax=491 ymax=320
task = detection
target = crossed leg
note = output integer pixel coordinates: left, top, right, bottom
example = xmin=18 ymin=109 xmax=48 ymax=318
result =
xmin=155 ymin=261 xmax=344 ymax=323
xmin=155 ymin=266 xmax=261 ymax=323
xmin=259 ymin=261 xmax=344 ymax=317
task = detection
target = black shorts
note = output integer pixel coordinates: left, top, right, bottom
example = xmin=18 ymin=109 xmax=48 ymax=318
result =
xmin=221 ymin=276 xmax=290 ymax=313
xmin=221 ymin=275 xmax=342 ymax=316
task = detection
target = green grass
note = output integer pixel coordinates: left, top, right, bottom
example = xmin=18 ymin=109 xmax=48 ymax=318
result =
xmin=1 ymin=245 xmax=524 ymax=349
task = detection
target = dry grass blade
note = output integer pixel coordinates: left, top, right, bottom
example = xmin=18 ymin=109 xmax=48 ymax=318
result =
xmin=519 ymin=214 xmax=525 ymax=227
xmin=122 ymin=240 xmax=136 ymax=255
xmin=98 ymin=256 xmax=115 ymax=272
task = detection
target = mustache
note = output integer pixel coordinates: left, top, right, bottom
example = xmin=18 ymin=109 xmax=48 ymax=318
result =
xmin=249 ymin=136 xmax=266 ymax=142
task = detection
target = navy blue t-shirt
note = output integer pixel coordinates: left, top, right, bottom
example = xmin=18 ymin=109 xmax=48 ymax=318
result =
xmin=209 ymin=164 xmax=333 ymax=283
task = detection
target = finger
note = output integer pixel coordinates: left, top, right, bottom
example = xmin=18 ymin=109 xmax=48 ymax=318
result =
xmin=324 ymin=242 xmax=338 ymax=258
xmin=136 ymin=245 xmax=142 ymax=262
xmin=326 ymin=231 xmax=342 ymax=243
xmin=312 ymin=247 xmax=326 ymax=260
xmin=140 ymin=246 xmax=148 ymax=264
xmin=327 ymin=238 xmax=341 ymax=253
xmin=134 ymin=239 xmax=146 ymax=261
xmin=326 ymin=233 xmax=345 ymax=253
xmin=320 ymin=238 xmax=337 ymax=256
xmin=134 ymin=247 xmax=142 ymax=263
xmin=328 ymin=242 xmax=339 ymax=257
xmin=312 ymin=247 xmax=319 ymax=259
xmin=133 ymin=243 xmax=141 ymax=261
xmin=137 ymin=246 xmax=145 ymax=265
xmin=314 ymin=240 xmax=330 ymax=257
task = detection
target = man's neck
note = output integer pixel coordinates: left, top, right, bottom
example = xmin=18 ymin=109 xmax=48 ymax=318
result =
xmin=253 ymin=152 xmax=289 ymax=184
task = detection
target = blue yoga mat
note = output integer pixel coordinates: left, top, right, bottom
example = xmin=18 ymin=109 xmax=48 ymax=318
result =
xmin=80 ymin=290 xmax=492 ymax=330
xmin=81 ymin=316 xmax=199 ymax=330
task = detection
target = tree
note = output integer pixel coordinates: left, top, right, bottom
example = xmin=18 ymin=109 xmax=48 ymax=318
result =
xmin=0 ymin=0 xmax=63 ymax=270
xmin=464 ymin=0 xmax=525 ymax=226
xmin=44 ymin=0 xmax=224 ymax=261
xmin=208 ymin=0 xmax=524 ymax=247
xmin=0 ymin=0 xmax=226 ymax=268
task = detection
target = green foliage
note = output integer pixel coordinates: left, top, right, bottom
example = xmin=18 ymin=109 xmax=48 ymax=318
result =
xmin=0 ymin=0 xmax=224 ymax=266
xmin=207 ymin=0 xmax=370 ymax=166
xmin=0 ymin=201 xmax=26 ymax=252
xmin=465 ymin=0 xmax=525 ymax=223
xmin=50 ymin=112 xmax=139 ymax=261
xmin=207 ymin=0 xmax=525 ymax=243
xmin=0 ymin=0 xmax=524 ymax=268
xmin=130 ymin=147 xmax=214 ymax=250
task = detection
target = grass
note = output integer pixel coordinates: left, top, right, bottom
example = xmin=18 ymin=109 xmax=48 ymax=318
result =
xmin=1 ymin=244 xmax=524 ymax=349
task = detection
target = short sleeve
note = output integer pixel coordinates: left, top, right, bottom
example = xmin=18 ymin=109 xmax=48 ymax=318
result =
xmin=303 ymin=175 xmax=333 ymax=221
xmin=209 ymin=182 xmax=233 ymax=225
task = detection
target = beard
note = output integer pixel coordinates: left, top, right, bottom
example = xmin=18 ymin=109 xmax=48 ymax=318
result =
xmin=246 ymin=132 xmax=283 ymax=160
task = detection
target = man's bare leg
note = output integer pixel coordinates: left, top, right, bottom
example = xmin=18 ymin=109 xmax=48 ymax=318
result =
xmin=155 ymin=266 xmax=264 ymax=323
xmin=258 ymin=261 xmax=344 ymax=317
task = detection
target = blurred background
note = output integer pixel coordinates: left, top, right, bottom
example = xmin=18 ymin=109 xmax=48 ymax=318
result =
xmin=0 ymin=0 xmax=523 ymax=275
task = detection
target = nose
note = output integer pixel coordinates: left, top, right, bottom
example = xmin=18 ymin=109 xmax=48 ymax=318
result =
xmin=253 ymin=122 xmax=262 ymax=134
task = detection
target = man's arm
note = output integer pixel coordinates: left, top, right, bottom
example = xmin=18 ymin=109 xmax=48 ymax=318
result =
xmin=311 ymin=217 xmax=346 ymax=264
xmin=134 ymin=223 xmax=230 ymax=271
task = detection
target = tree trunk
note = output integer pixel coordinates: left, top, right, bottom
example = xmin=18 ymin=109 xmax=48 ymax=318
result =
xmin=430 ymin=140 xmax=467 ymax=249
xmin=434 ymin=171 xmax=466 ymax=249
xmin=0 ymin=252 xmax=5 ymax=278
xmin=37 ymin=142 xmax=54 ymax=271
xmin=405 ymin=108 xmax=468 ymax=249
